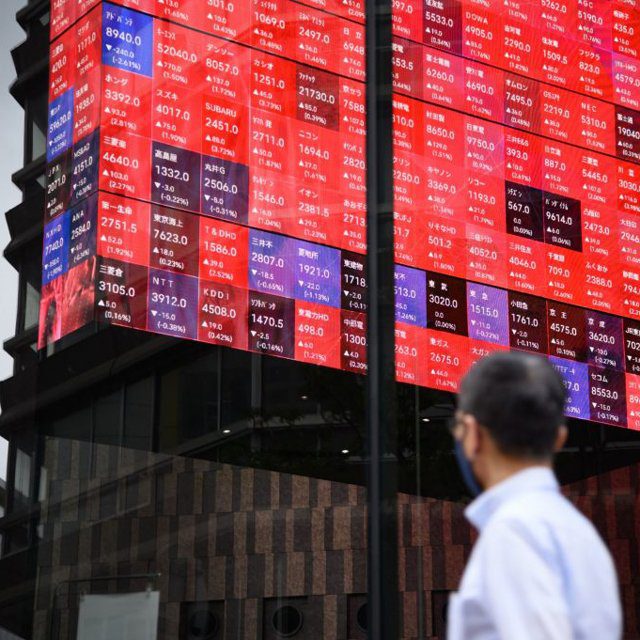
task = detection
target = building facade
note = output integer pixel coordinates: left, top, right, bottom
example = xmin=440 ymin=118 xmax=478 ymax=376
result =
xmin=1 ymin=1 xmax=640 ymax=639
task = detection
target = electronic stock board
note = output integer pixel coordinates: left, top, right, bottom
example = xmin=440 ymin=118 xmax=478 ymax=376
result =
xmin=43 ymin=0 xmax=640 ymax=428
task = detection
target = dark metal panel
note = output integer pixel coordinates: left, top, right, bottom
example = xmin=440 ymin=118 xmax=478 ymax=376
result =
xmin=365 ymin=0 xmax=398 ymax=635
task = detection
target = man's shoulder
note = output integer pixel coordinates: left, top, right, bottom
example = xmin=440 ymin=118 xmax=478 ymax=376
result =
xmin=485 ymin=488 xmax=608 ymax=557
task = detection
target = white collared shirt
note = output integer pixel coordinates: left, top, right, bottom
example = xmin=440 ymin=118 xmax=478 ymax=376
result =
xmin=447 ymin=467 xmax=622 ymax=640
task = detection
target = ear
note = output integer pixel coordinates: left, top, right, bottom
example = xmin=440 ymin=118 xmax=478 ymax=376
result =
xmin=554 ymin=425 xmax=568 ymax=452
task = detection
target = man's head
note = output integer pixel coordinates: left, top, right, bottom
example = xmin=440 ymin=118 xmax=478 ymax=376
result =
xmin=453 ymin=352 xmax=568 ymax=490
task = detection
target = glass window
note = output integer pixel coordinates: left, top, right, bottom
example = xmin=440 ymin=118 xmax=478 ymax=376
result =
xmin=30 ymin=120 xmax=46 ymax=161
xmin=158 ymin=351 xmax=221 ymax=451
xmin=17 ymin=243 xmax=41 ymax=333
xmin=45 ymin=405 xmax=92 ymax=441
xmin=6 ymin=522 xmax=29 ymax=555
xmin=22 ymin=281 xmax=39 ymax=330
xmin=123 ymin=377 xmax=154 ymax=451
xmin=219 ymin=349 xmax=253 ymax=430
xmin=13 ymin=449 xmax=31 ymax=509
xmin=26 ymin=349 xmax=368 ymax=638
xmin=93 ymin=389 xmax=122 ymax=447
xmin=26 ymin=91 xmax=47 ymax=163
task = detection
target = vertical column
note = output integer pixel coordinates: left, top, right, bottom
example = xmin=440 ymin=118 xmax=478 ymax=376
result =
xmin=366 ymin=0 xmax=398 ymax=635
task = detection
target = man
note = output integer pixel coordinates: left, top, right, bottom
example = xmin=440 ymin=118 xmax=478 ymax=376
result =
xmin=448 ymin=351 xmax=622 ymax=640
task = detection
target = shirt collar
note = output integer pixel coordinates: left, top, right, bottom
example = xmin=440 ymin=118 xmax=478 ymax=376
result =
xmin=465 ymin=466 xmax=559 ymax=531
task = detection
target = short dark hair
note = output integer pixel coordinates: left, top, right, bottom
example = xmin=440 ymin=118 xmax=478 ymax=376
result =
xmin=458 ymin=352 xmax=567 ymax=459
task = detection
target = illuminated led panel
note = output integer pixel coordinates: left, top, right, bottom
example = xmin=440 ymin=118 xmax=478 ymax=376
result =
xmin=42 ymin=0 xmax=640 ymax=430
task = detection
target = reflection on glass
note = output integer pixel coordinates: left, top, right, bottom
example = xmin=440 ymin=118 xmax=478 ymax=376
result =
xmin=34 ymin=428 xmax=368 ymax=637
